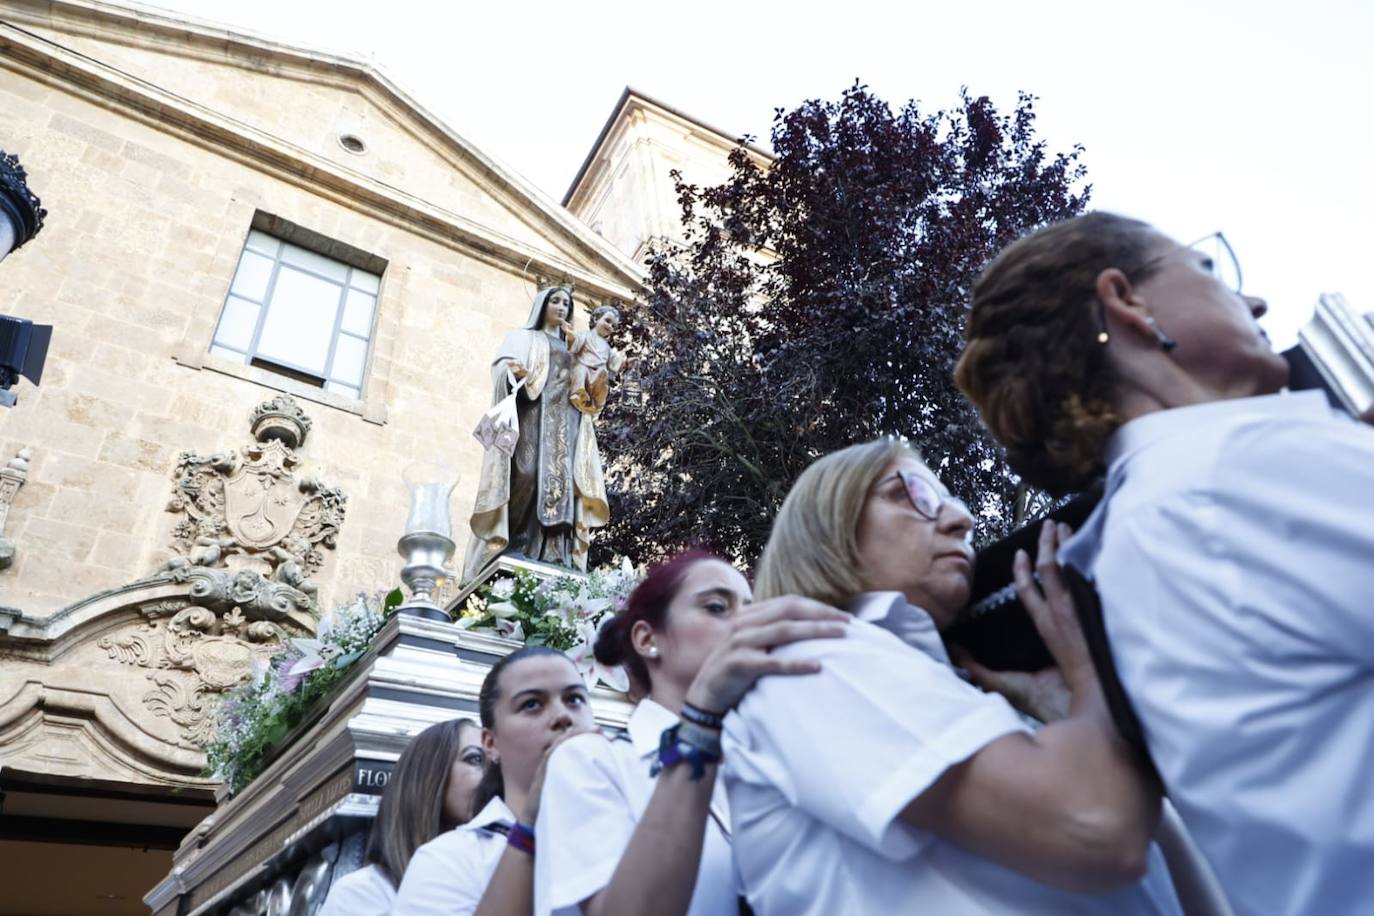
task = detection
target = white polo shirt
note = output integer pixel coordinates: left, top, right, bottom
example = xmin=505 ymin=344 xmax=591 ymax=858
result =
xmin=318 ymin=863 xmax=395 ymax=916
xmin=721 ymin=593 xmax=1183 ymax=916
xmin=1060 ymin=390 xmax=1374 ymax=916
xmin=392 ymin=795 xmax=513 ymax=916
xmin=533 ymin=699 xmax=738 ymax=916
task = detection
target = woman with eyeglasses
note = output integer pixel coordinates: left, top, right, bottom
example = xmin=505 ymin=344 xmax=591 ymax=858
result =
xmin=955 ymin=211 xmax=1374 ymax=916
xmin=723 ymin=438 xmax=1184 ymax=915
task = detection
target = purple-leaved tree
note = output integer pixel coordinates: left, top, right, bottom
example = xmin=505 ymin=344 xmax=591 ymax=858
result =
xmin=594 ymin=83 xmax=1089 ymax=568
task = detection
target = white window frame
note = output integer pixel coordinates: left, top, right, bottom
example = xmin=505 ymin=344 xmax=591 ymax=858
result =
xmin=210 ymin=229 xmax=381 ymax=401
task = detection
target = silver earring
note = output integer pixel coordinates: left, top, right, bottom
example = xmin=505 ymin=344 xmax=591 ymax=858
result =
xmin=647 ymin=647 xmax=659 ymax=658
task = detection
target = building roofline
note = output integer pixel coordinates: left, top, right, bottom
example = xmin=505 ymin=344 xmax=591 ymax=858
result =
xmin=562 ymin=86 xmax=772 ymax=207
xmin=1 ymin=0 xmax=645 ymax=287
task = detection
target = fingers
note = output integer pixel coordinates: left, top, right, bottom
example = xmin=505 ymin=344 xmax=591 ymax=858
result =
xmin=731 ymin=618 xmax=847 ymax=650
xmin=726 ymin=651 xmax=823 ymax=679
xmin=736 ymin=595 xmax=850 ymax=628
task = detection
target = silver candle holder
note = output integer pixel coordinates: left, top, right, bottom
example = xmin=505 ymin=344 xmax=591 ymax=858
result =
xmin=396 ymin=461 xmax=458 ymax=622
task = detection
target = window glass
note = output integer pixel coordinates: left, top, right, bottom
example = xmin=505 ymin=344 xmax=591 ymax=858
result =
xmin=340 ymin=288 xmax=375 ymax=337
xmin=213 ymin=229 xmax=382 ymax=394
xmin=229 ymin=251 xmax=275 ymax=301
xmin=245 ymin=230 xmax=280 ymax=257
xmin=213 ymin=296 xmax=261 ymax=351
xmin=330 ymin=333 xmax=368 ymax=386
xmin=254 ymin=265 xmax=341 ymax=376
xmin=349 ymin=269 xmax=380 ymax=294
xmin=280 ymin=241 xmax=349 ymax=283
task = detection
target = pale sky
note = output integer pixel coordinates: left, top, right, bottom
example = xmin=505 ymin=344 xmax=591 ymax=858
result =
xmin=152 ymin=0 xmax=1371 ymax=348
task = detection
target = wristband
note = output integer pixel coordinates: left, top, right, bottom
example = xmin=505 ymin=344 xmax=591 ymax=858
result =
xmin=680 ymin=701 xmax=726 ymax=730
xmin=650 ymin=723 xmax=722 ymax=782
xmin=506 ymin=821 xmax=536 ymax=856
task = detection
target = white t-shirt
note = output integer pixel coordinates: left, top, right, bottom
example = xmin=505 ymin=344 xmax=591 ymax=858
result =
xmin=722 ymin=592 xmax=1184 ymax=916
xmin=391 ymin=796 xmax=513 ymax=916
xmin=534 ymin=699 xmax=738 ymax=916
xmin=1060 ymin=390 xmax=1374 ymax=916
xmin=317 ymin=863 xmax=396 ymax=916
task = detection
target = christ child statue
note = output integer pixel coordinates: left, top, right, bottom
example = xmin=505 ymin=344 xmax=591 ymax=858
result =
xmin=563 ymin=304 xmax=626 ymax=415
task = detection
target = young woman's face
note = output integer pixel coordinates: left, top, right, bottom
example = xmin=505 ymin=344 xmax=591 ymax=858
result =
xmin=854 ymin=456 xmax=975 ymax=629
xmin=651 ymin=560 xmax=752 ymax=690
xmin=442 ymin=721 xmax=486 ymax=825
xmin=1132 ymin=234 xmax=1288 ymax=399
xmin=483 ymin=655 xmax=594 ymax=790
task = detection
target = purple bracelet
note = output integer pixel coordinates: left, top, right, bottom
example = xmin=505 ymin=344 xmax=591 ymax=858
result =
xmin=507 ymin=821 xmax=535 ymax=856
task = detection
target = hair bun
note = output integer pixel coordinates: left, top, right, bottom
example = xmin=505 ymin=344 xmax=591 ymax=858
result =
xmin=593 ymin=613 xmax=629 ymax=667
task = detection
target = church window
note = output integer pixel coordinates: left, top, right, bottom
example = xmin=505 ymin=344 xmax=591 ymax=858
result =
xmin=211 ymin=227 xmax=381 ymax=401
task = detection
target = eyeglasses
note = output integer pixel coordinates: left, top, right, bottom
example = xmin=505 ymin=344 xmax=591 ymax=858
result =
xmin=877 ymin=470 xmax=972 ymax=522
xmin=1097 ymin=231 xmax=1243 ymax=345
xmin=1144 ymin=231 xmax=1243 ymax=294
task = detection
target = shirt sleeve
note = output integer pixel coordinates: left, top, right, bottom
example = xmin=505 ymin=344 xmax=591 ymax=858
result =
xmin=725 ymin=624 xmax=1027 ymax=860
xmin=1212 ymin=415 xmax=1374 ymax=660
xmin=392 ymin=834 xmax=484 ymax=916
xmin=317 ymin=866 xmax=395 ymax=916
xmin=533 ymin=733 xmax=638 ymax=915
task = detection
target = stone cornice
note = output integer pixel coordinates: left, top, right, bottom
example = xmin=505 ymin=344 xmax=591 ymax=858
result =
xmin=0 ymin=4 xmax=645 ymax=300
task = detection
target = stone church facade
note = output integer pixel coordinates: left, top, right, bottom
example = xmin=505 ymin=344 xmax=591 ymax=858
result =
xmin=0 ymin=1 xmax=764 ymax=913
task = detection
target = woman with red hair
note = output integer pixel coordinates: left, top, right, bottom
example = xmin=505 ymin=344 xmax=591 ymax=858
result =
xmin=533 ymin=551 xmax=848 ymax=916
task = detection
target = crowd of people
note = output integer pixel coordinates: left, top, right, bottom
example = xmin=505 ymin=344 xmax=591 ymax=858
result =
xmin=318 ymin=212 xmax=1373 ymax=916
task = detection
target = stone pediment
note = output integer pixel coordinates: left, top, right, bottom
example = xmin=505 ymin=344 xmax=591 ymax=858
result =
xmin=0 ymin=0 xmax=643 ymax=297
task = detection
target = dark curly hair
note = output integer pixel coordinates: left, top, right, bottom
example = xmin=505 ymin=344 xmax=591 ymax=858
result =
xmin=955 ymin=212 xmax=1163 ymax=494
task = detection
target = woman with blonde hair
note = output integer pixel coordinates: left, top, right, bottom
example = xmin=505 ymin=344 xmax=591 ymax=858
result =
xmin=724 ymin=437 xmax=1183 ymax=914
xmin=954 ymin=212 xmax=1374 ymax=916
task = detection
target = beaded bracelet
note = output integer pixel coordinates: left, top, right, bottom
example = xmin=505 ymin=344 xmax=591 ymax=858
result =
xmin=680 ymin=701 xmax=726 ymax=730
xmin=507 ymin=821 xmax=536 ymax=856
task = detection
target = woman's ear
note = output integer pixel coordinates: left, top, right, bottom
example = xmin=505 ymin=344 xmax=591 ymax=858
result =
xmin=1095 ymin=268 xmax=1154 ymax=344
xmin=481 ymin=726 xmax=498 ymax=765
xmin=629 ymin=619 xmax=658 ymax=665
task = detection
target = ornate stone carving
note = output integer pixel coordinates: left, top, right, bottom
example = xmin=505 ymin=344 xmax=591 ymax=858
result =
xmin=250 ymin=393 xmax=314 ymax=449
xmin=159 ymin=396 xmax=345 ymax=603
xmin=98 ymin=586 xmax=302 ymax=747
xmin=0 ymin=446 xmax=32 ymax=570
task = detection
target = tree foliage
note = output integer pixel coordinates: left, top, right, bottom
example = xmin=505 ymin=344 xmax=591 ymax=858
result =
xmin=593 ymin=83 xmax=1089 ymax=568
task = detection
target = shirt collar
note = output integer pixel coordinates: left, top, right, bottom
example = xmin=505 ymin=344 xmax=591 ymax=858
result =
xmin=627 ymin=697 xmax=679 ymax=758
xmin=851 ymin=592 xmax=951 ymax=666
xmin=464 ymin=795 xmax=515 ymax=832
xmin=1106 ymin=389 xmax=1332 ymax=471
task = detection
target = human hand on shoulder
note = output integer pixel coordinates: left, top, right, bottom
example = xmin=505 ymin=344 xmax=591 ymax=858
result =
xmin=684 ymin=596 xmax=849 ymax=715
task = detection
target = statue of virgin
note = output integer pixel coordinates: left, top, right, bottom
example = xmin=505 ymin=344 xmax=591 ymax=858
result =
xmin=463 ymin=286 xmax=610 ymax=578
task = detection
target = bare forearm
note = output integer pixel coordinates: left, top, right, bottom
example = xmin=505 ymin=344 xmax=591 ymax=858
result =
xmin=583 ymin=765 xmax=715 ymax=916
xmin=905 ymin=701 xmax=1160 ymax=892
xmin=474 ymin=847 xmax=533 ymax=916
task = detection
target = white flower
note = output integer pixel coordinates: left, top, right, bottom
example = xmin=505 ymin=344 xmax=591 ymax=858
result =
xmin=490 ymin=577 xmax=516 ymax=599
xmin=284 ymin=641 xmax=324 ymax=677
xmin=455 ymin=615 xmax=482 ymax=630
xmin=487 ymin=602 xmax=519 ymax=619
xmin=568 ymin=619 xmax=630 ymax=693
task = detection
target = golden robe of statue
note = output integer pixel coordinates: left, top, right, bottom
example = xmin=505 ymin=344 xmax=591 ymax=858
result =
xmin=464 ymin=287 xmax=610 ymax=579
